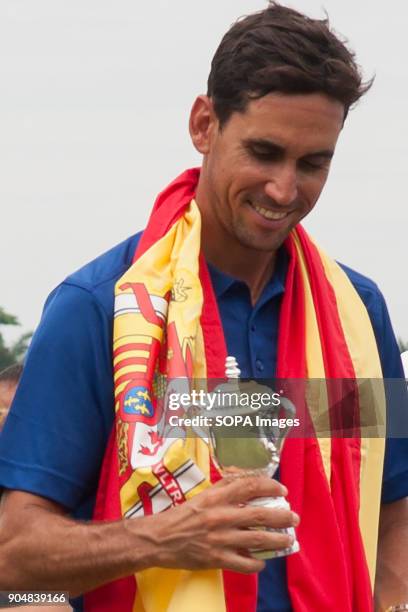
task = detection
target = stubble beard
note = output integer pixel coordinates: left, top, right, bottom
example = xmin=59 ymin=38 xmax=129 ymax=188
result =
xmin=209 ymin=191 xmax=291 ymax=255
xmin=229 ymin=212 xmax=290 ymax=254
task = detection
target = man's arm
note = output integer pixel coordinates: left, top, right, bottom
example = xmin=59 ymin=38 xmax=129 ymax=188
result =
xmin=0 ymin=477 xmax=298 ymax=598
xmin=375 ymin=497 xmax=408 ymax=611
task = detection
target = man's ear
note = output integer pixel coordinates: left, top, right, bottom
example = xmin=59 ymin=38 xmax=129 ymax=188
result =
xmin=189 ymin=95 xmax=218 ymax=155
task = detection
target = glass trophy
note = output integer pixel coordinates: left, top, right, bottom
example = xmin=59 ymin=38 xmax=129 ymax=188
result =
xmin=208 ymin=356 xmax=300 ymax=559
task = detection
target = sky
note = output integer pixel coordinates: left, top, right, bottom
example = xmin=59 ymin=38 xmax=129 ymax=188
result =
xmin=1 ymin=0 xmax=407 ymax=346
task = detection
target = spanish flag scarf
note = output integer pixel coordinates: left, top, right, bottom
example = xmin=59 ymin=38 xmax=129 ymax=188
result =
xmin=86 ymin=168 xmax=385 ymax=612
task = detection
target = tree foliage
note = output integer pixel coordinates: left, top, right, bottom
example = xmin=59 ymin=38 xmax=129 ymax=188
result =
xmin=0 ymin=307 xmax=19 ymax=326
xmin=0 ymin=307 xmax=32 ymax=370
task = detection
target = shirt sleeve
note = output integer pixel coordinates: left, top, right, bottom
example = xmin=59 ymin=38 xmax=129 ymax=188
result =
xmin=364 ymin=286 xmax=408 ymax=504
xmin=0 ymin=282 xmax=114 ymax=510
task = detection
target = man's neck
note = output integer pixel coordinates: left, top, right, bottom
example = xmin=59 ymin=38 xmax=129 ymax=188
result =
xmin=195 ymin=172 xmax=278 ymax=304
xmin=202 ymin=229 xmax=277 ymax=306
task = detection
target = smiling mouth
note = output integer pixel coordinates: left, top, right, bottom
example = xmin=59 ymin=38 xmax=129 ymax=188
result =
xmin=249 ymin=202 xmax=291 ymax=221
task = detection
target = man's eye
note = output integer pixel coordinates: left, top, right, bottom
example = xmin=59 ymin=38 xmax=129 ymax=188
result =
xmin=299 ymin=159 xmax=328 ymax=172
xmin=250 ymin=148 xmax=276 ymax=160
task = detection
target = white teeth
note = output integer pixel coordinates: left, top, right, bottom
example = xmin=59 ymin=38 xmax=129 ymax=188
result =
xmin=252 ymin=204 xmax=289 ymax=220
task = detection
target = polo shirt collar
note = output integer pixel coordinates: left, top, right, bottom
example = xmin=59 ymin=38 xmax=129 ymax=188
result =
xmin=207 ymin=247 xmax=288 ymax=300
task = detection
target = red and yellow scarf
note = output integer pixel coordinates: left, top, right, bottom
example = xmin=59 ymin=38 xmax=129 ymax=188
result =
xmin=86 ymin=168 xmax=385 ymax=612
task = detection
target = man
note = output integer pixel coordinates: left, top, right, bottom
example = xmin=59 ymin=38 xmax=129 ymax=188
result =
xmin=0 ymin=364 xmax=22 ymax=429
xmin=0 ymin=4 xmax=407 ymax=612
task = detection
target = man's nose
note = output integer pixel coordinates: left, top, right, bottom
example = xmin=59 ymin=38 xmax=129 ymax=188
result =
xmin=264 ymin=164 xmax=298 ymax=206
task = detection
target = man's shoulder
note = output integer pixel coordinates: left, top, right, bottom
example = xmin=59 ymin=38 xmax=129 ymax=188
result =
xmin=43 ymin=232 xmax=144 ymax=321
xmin=338 ymin=262 xmax=393 ymax=352
xmin=65 ymin=231 xmax=143 ymax=291
xmin=338 ymin=262 xmax=382 ymax=305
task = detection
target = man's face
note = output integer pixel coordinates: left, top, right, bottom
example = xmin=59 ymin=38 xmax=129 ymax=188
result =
xmin=195 ymin=92 xmax=344 ymax=253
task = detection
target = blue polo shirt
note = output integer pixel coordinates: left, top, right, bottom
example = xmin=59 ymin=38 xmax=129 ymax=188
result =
xmin=1 ymin=232 xmax=407 ymax=612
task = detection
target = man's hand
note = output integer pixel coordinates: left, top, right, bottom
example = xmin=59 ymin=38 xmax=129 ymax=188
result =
xmin=143 ymin=475 xmax=299 ymax=574
xmin=0 ymin=476 xmax=298 ymax=597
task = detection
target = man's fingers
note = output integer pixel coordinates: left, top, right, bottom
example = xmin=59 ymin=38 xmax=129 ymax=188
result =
xmin=239 ymin=528 xmax=294 ymax=552
xmin=211 ymin=475 xmax=287 ymax=504
xmin=233 ymin=506 xmax=299 ymax=530
xmin=217 ymin=550 xmax=265 ymax=574
xmin=200 ymin=503 xmax=298 ymax=531
xmin=214 ymin=527 xmax=294 ymax=554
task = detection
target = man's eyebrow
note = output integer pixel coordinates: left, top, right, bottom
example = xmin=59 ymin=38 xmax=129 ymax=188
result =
xmin=243 ymin=138 xmax=334 ymax=159
xmin=304 ymin=150 xmax=334 ymax=160
xmin=243 ymin=138 xmax=285 ymax=155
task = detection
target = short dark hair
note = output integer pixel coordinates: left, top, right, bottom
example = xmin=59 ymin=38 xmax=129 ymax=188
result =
xmin=0 ymin=363 xmax=23 ymax=384
xmin=207 ymin=2 xmax=372 ymax=126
